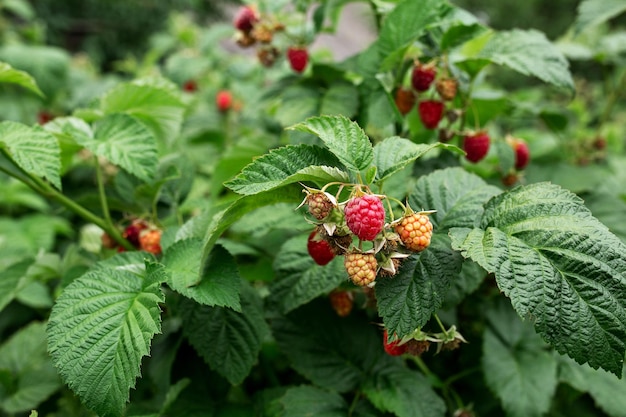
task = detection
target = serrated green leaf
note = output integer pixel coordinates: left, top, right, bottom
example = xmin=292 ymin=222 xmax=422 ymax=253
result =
xmin=575 ymin=0 xmax=626 ymax=34
xmin=181 ymin=283 xmax=269 ymax=385
xmin=47 ymin=254 xmax=165 ymax=417
xmin=224 ymin=144 xmax=347 ymax=196
xmin=409 ymin=167 xmax=501 ymax=230
xmin=376 ymin=234 xmax=463 ymax=337
xmin=475 ymin=29 xmax=574 ymax=90
xmin=269 ymin=234 xmax=347 ymax=314
xmin=482 ymin=300 xmax=558 ymax=417
xmin=319 ymin=82 xmax=359 ymax=118
xmin=363 ymin=365 xmax=445 ymax=417
xmin=279 ymin=386 xmax=348 ymax=417
xmin=374 ymin=138 xmax=462 ymax=184
xmin=0 ymin=322 xmax=61 ymax=414
xmin=0 ymin=62 xmax=43 ymax=97
xmin=445 ymin=260 xmax=486 ymax=307
xmin=441 ymin=23 xmax=488 ymax=51
xmin=288 ymin=115 xmax=373 ymax=174
xmin=162 ymin=241 xmax=240 ymax=310
xmin=450 ymin=182 xmax=626 ymax=375
xmin=0 ymin=121 xmax=61 ymax=189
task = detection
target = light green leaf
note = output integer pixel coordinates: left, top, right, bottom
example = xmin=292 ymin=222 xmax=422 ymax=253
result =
xmin=0 ymin=260 xmax=31 ymax=313
xmin=482 ymin=300 xmax=558 ymax=417
xmin=441 ymin=23 xmax=488 ymax=51
xmin=319 ymin=82 xmax=359 ymax=118
xmin=269 ymin=234 xmax=347 ymax=314
xmin=224 ymin=144 xmax=347 ymax=196
xmin=181 ymin=283 xmax=269 ymax=385
xmin=280 ymin=386 xmax=348 ymax=417
xmin=47 ymin=254 xmax=165 ymax=417
xmin=575 ymin=0 xmax=626 ymax=34
xmin=0 ymin=45 xmax=69 ymax=97
xmin=162 ymin=240 xmax=240 ymax=311
xmin=0 ymin=62 xmax=43 ymax=97
xmin=288 ymin=115 xmax=374 ymax=174
xmin=0 ymin=121 xmax=61 ymax=189
xmin=450 ymin=182 xmax=626 ymax=375
xmin=374 ymin=138 xmax=463 ymax=184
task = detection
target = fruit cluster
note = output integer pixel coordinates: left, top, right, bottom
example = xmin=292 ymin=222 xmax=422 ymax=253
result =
xmin=101 ymin=219 xmax=163 ymax=255
xmin=383 ymin=325 xmax=467 ymax=357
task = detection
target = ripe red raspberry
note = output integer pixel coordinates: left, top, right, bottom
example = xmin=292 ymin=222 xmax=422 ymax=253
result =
xmin=182 ymin=79 xmax=198 ymax=92
xmin=395 ymin=213 xmax=433 ymax=252
xmin=394 ymin=87 xmax=416 ymax=115
xmin=344 ymin=194 xmax=385 ymax=241
xmin=139 ymin=229 xmax=162 ymax=255
xmin=344 ymin=252 xmax=377 ymax=287
xmin=418 ymin=100 xmax=444 ymax=130
xmin=123 ymin=220 xmax=148 ymax=248
xmin=329 ymin=290 xmax=353 ymax=317
xmin=463 ymin=131 xmax=490 ymax=163
xmin=233 ymin=5 xmax=258 ymax=33
xmin=307 ymin=231 xmax=335 ymax=266
xmin=307 ymin=192 xmax=334 ymax=220
xmin=411 ymin=63 xmax=436 ymax=92
xmin=436 ymin=77 xmax=458 ymax=101
xmin=512 ymin=139 xmax=530 ymax=170
xmin=216 ymin=90 xmax=233 ymax=112
xmin=37 ymin=110 xmax=54 ymax=125
xmin=383 ymin=330 xmax=408 ymax=356
xmin=287 ymin=47 xmax=309 ymax=73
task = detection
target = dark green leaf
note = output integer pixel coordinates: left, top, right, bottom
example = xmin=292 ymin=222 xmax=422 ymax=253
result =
xmin=279 ymin=386 xmax=348 ymax=417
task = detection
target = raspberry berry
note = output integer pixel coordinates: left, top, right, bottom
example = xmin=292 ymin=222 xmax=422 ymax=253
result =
xmin=139 ymin=229 xmax=162 ymax=255
xmin=463 ymin=131 xmax=490 ymax=163
xmin=329 ymin=290 xmax=353 ymax=317
xmin=123 ymin=219 xmax=148 ymax=248
xmin=394 ymin=87 xmax=416 ymax=115
xmin=233 ymin=5 xmax=258 ymax=33
xmin=383 ymin=330 xmax=408 ymax=356
xmin=307 ymin=230 xmax=336 ymax=266
xmin=37 ymin=110 xmax=54 ymax=125
xmin=510 ymin=138 xmax=530 ymax=170
xmin=287 ymin=47 xmax=309 ymax=73
xmin=344 ymin=194 xmax=385 ymax=241
xmin=216 ymin=90 xmax=233 ymax=112
xmin=395 ymin=212 xmax=433 ymax=252
xmin=411 ymin=63 xmax=436 ymax=92
xmin=344 ymin=252 xmax=377 ymax=287
xmin=418 ymin=100 xmax=445 ymax=130
xmin=307 ymin=192 xmax=334 ymax=220
xmin=436 ymin=77 xmax=458 ymax=101
xmin=182 ymin=79 xmax=198 ymax=93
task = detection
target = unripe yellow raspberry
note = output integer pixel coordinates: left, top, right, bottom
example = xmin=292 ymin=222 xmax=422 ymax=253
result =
xmin=395 ymin=213 xmax=433 ymax=252
xmin=344 ymin=252 xmax=377 ymax=287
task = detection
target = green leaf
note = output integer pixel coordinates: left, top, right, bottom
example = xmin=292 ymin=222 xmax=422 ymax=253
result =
xmin=269 ymin=234 xmax=347 ymax=314
xmin=224 ymin=144 xmax=347 ymax=196
xmin=181 ymin=283 xmax=269 ymax=385
xmin=376 ymin=234 xmax=463 ymax=337
xmin=0 ymin=322 xmax=61 ymax=414
xmin=274 ymin=84 xmax=321 ymax=127
xmin=441 ymin=23 xmax=489 ymax=51
xmin=373 ymin=138 xmax=463 ymax=184
xmin=319 ymin=82 xmax=359 ymax=118
xmin=482 ymin=300 xmax=558 ymax=417
xmin=73 ymin=113 xmax=158 ymax=182
xmin=279 ymin=386 xmax=348 ymax=417
xmin=162 ymin=240 xmax=241 ymax=311
xmin=288 ymin=115 xmax=374 ymax=174
xmin=450 ymin=182 xmax=626 ymax=375
xmin=0 ymin=121 xmax=61 ymax=189
xmin=363 ymin=365 xmax=445 ymax=417
xmin=0 ymin=45 xmax=69 ymax=97
xmin=47 ymin=254 xmax=165 ymax=417
xmin=0 ymin=62 xmax=43 ymax=97
xmin=0 ymin=259 xmax=31 ymax=313
xmin=575 ymin=0 xmax=626 ymax=34
xmin=408 ymin=167 xmax=501 ymax=231
xmin=474 ymin=29 xmax=574 ymax=90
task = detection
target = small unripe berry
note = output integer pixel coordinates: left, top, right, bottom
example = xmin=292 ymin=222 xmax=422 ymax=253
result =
xmin=344 ymin=252 xmax=377 ymax=287
xmin=395 ymin=213 xmax=433 ymax=252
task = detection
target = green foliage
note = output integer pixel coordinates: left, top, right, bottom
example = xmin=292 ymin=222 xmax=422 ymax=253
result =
xmin=0 ymin=61 xmax=43 ymax=97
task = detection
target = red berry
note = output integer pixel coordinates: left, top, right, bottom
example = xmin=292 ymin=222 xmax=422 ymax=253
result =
xmin=233 ymin=5 xmax=258 ymax=33
xmin=383 ymin=330 xmax=407 ymax=356
xmin=139 ymin=229 xmax=162 ymax=255
xmin=287 ymin=47 xmax=308 ymax=73
xmin=37 ymin=111 xmax=54 ymax=125
xmin=411 ymin=63 xmax=436 ymax=92
xmin=216 ymin=90 xmax=233 ymax=112
xmin=344 ymin=194 xmax=385 ymax=241
xmin=395 ymin=213 xmax=433 ymax=252
xmin=418 ymin=100 xmax=444 ymax=130
xmin=463 ymin=131 xmax=490 ymax=163
xmin=307 ymin=231 xmax=336 ymax=266
xmin=123 ymin=220 xmax=148 ymax=248
xmin=513 ymin=140 xmax=530 ymax=170
xmin=329 ymin=290 xmax=353 ymax=317
xmin=182 ymin=80 xmax=198 ymax=92
xmin=394 ymin=87 xmax=416 ymax=115
xmin=344 ymin=252 xmax=377 ymax=287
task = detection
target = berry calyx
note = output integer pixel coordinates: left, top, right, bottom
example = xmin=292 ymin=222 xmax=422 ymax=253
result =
xmin=383 ymin=330 xmax=408 ymax=356
xmin=436 ymin=77 xmax=458 ymax=101
xmin=418 ymin=100 xmax=445 ymax=130
xmin=394 ymin=87 xmax=416 ymax=115
xmin=287 ymin=47 xmax=309 ymax=73
xmin=395 ymin=212 xmax=434 ymax=252
xmin=463 ymin=131 xmax=490 ymax=163
xmin=139 ymin=229 xmax=162 ymax=255
xmin=233 ymin=5 xmax=258 ymax=33
xmin=216 ymin=90 xmax=233 ymax=112
xmin=329 ymin=290 xmax=353 ymax=317
xmin=344 ymin=252 xmax=378 ymax=287
xmin=344 ymin=194 xmax=385 ymax=241
xmin=411 ymin=63 xmax=436 ymax=92
xmin=307 ymin=230 xmax=336 ymax=266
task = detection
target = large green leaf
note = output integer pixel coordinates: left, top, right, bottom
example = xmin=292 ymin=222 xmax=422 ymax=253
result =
xmin=279 ymin=386 xmax=348 ymax=417
xmin=375 ymin=234 xmax=463 ymax=337
xmin=269 ymin=234 xmax=347 ymax=314
xmin=482 ymin=300 xmax=558 ymax=417
xmin=0 ymin=322 xmax=61 ymax=414
xmin=450 ymin=183 xmax=626 ymax=375
xmin=0 ymin=62 xmax=43 ymax=97
xmin=575 ymin=0 xmax=626 ymax=34
xmin=47 ymin=254 xmax=165 ymax=417
xmin=288 ymin=115 xmax=374 ymax=174
xmin=224 ymin=144 xmax=347 ymax=196
xmin=319 ymin=82 xmax=359 ymax=118
xmin=0 ymin=121 xmax=61 ymax=189
xmin=181 ymin=283 xmax=269 ymax=385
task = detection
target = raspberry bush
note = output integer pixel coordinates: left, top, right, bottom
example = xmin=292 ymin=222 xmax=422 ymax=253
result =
xmin=1 ymin=1 xmax=626 ymax=417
